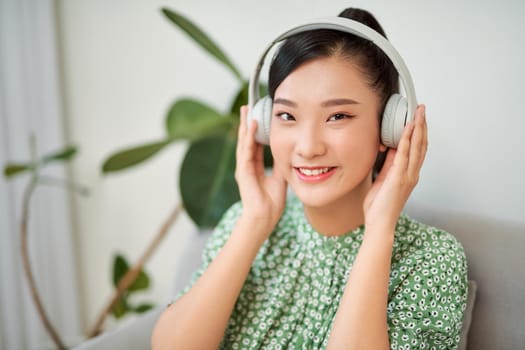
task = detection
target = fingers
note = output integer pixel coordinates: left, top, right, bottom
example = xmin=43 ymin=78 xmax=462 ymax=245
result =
xmin=236 ymin=106 xmax=251 ymax=179
xmin=237 ymin=106 xmax=255 ymax=161
xmin=392 ymin=114 xmax=415 ymax=171
xmin=236 ymin=106 xmax=248 ymax=158
xmin=236 ymin=105 xmax=264 ymax=180
xmin=387 ymin=104 xmax=427 ymax=187
xmin=407 ymin=105 xmax=428 ymax=177
xmin=419 ymin=106 xmax=428 ymax=169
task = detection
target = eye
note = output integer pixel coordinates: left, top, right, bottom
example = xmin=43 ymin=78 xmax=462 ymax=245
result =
xmin=327 ymin=113 xmax=354 ymax=122
xmin=275 ymin=112 xmax=295 ymax=121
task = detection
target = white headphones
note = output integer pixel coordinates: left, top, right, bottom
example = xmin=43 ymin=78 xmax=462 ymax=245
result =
xmin=247 ymin=16 xmax=417 ymax=148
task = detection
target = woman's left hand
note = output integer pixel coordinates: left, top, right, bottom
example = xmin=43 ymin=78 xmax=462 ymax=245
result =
xmin=363 ymin=105 xmax=428 ymax=232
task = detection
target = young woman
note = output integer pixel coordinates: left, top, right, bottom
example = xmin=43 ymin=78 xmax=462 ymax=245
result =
xmin=152 ymin=7 xmax=468 ymax=350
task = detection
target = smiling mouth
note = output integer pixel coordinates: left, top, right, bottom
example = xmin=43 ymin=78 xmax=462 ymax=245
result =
xmin=296 ymin=167 xmax=335 ymax=176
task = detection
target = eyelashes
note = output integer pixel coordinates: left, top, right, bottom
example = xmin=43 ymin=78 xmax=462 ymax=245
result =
xmin=274 ymin=112 xmax=356 ymax=122
xmin=275 ymin=112 xmax=295 ymax=121
xmin=327 ymin=113 xmax=355 ymax=121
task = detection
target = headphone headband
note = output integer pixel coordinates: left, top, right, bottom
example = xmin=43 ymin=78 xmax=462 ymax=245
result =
xmin=248 ymin=16 xmax=417 ymax=125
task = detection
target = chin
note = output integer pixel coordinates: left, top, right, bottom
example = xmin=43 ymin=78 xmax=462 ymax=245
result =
xmin=289 ymin=185 xmax=341 ymax=209
xmin=287 ymin=172 xmax=372 ymax=211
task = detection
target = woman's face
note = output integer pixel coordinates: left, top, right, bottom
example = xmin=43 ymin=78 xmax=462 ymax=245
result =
xmin=270 ymin=55 xmax=385 ymax=209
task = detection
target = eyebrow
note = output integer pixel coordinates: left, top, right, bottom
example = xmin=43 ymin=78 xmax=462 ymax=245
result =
xmin=321 ymin=98 xmax=360 ymax=107
xmin=273 ymin=97 xmax=360 ymax=107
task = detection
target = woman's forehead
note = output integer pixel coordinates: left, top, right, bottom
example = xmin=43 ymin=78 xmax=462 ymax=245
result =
xmin=274 ymin=56 xmax=379 ymax=106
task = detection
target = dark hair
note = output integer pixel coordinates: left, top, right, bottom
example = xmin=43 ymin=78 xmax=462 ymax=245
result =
xmin=268 ymin=8 xmax=398 ymax=178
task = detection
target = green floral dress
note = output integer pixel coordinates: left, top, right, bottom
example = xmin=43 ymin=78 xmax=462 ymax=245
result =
xmin=178 ymin=196 xmax=468 ymax=349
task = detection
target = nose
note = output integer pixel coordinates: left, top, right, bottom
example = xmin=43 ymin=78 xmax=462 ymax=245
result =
xmin=294 ymin=122 xmax=326 ymax=159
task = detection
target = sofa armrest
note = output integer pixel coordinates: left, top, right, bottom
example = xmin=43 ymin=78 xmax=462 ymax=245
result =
xmin=72 ymin=307 xmax=162 ymax=350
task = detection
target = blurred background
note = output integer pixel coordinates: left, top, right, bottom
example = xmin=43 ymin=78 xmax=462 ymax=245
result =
xmin=1 ymin=0 xmax=524 ymax=348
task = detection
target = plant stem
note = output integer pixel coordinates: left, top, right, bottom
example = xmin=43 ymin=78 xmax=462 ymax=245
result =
xmin=21 ymin=177 xmax=67 ymax=350
xmin=87 ymin=202 xmax=183 ymax=338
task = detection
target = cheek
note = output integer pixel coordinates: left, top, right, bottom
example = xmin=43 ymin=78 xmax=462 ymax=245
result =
xmin=351 ymin=117 xmax=380 ymax=139
xmin=270 ymin=129 xmax=300 ymax=179
xmin=336 ymin=125 xmax=381 ymax=162
xmin=269 ymin=130 xmax=289 ymax=167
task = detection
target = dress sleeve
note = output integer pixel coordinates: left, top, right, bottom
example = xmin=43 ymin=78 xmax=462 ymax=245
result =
xmin=171 ymin=201 xmax=243 ymax=301
xmin=387 ymin=234 xmax=469 ymax=350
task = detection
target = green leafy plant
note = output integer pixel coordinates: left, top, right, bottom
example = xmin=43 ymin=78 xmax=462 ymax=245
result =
xmin=110 ymin=254 xmax=154 ymax=319
xmin=3 ymin=140 xmax=85 ymax=350
xmin=102 ymin=7 xmax=272 ymax=228
xmin=89 ymin=7 xmax=273 ymax=338
xmin=4 ymin=6 xmax=265 ymax=346
xmin=3 ymin=140 xmax=156 ymax=347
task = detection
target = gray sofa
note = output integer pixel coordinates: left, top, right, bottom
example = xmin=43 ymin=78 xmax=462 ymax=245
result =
xmin=74 ymin=202 xmax=525 ymax=350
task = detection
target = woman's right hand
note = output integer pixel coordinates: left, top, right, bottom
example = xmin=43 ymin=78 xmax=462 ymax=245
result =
xmin=151 ymin=106 xmax=286 ymax=349
xmin=235 ymin=105 xmax=287 ymax=237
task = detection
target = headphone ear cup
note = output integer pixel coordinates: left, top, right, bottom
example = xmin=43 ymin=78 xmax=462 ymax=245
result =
xmin=381 ymin=93 xmax=408 ymax=148
xmin=249 ymin=96 xmax=273 ymax=145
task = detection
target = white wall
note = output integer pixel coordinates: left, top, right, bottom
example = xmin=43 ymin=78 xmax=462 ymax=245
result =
xmin=57 ymin=0 xmax=525 ymax=330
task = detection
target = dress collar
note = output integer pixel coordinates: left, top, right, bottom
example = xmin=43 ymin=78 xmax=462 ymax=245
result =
xmin=293 ymin=200 xmax=365 ymax=253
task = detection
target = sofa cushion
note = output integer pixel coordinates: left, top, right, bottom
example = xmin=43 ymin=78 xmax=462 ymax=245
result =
xmin=405 ymin=202 xmax=525 ymax=350
xmin=458 ymin=280 xmax=477 ymax=350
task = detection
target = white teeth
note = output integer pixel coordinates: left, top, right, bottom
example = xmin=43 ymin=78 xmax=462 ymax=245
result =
xmin=298 ymin=167 xmax=331 ymax=176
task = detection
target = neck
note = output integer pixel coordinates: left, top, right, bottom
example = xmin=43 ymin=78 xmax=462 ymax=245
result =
xmin=303 ymin=174 xmax=372 ymax=237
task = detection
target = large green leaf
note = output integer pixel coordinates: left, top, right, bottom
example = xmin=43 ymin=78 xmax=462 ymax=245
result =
xmin=161 ymin=8 xmax=243 ymax=81
xmin=102 ymin=139 xmax=172 ymax=173
xmin=180 ymin=135 xmax=240 ymax=228
xmin=166 ymin=98 xmax=233 ymax=140
xmin=41 ymin=146 xmax=78 ymax=164
xmin=3 ymin=163 xmax=33 ymax=178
